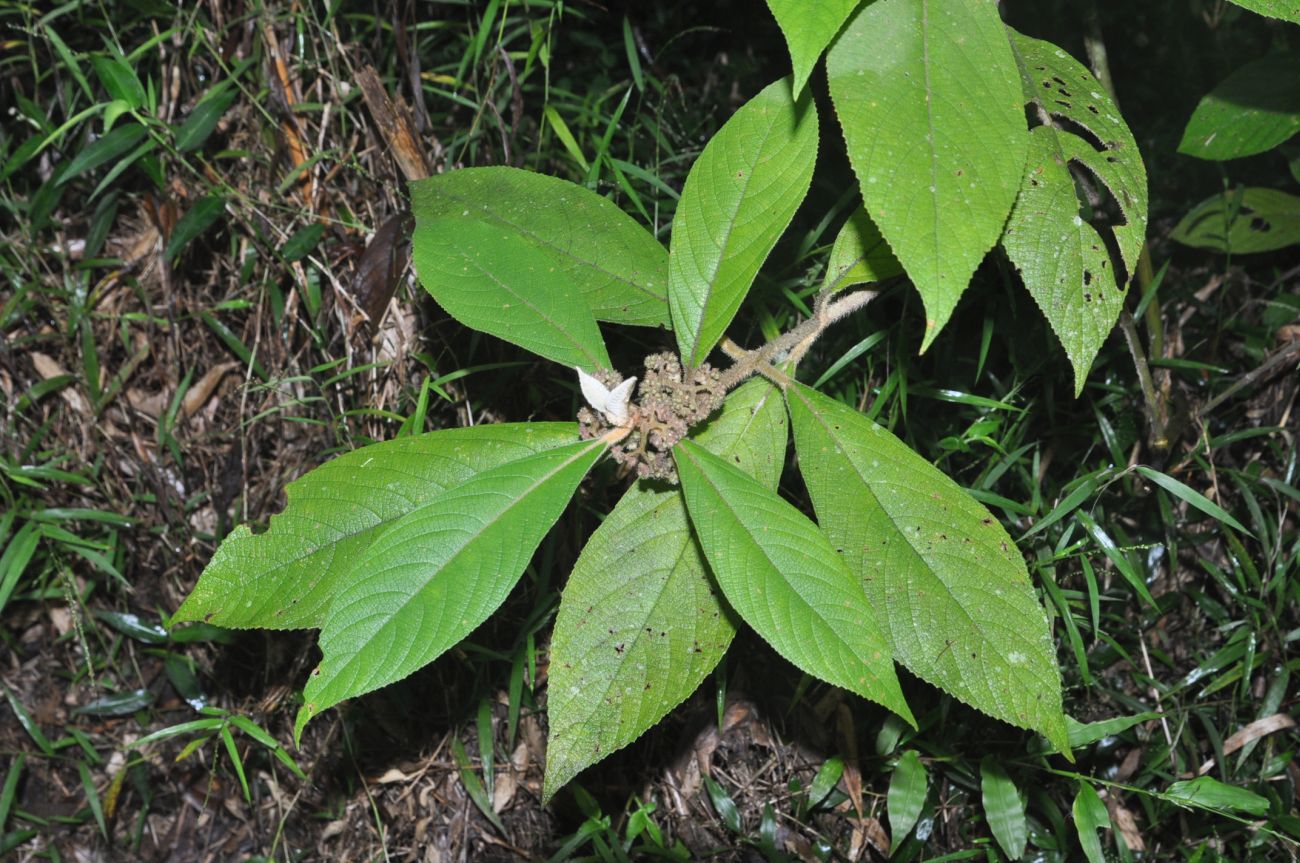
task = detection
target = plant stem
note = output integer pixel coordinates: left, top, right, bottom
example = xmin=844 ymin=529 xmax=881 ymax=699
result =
xmin=1118 ymin=310 xmax=1168 ymax=451
xmin=717 ymin=289 xmax=877 ymax=391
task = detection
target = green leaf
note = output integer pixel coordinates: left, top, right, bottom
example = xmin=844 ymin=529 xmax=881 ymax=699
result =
xmin=1179 ymin=55 xmax=1300 ymax=160
xmin=785 ymin=383 xmax=1069 ymax=754
xmin=887 ymin=750 xmax=927 ymax=842
xmin=1008 ymin=29 xmax=1148 ymax=278
xmin=1072 ymin=781 xmax=1111 ymax=863
xmin=174 ymin=86 xmax=237 ymax=153
xmin=765 ymin=0 xmax=860 ymax=97
xmin=668 ymin=77 xmax=818 ymax=367
xmin=91 ymin=53 xmax=146 ymax=110
xmin=1002 ymin=126 xmax=1127 ymax=395
xmin=411 ymin=216 xmax=611 ymax=369
xmin=1225 ymin=0 xmax=1300 ymax=24
xmin=673 ymin=439 xmax=913 ymax=724
xmin=826 ymin=0 xmax=1027 ymax=350
xmin=1171 ymin=187 xmax=1300 ymax=254
xmin=1134 ymin=465 xmax=1252 ymax=535
xmin=410 ymin=167 xmax=669 ymax=327
xmin=1066 ymin=711 xmax=1159 ymax=749
xmin=1164 ymin=776 xmax=1270 ymax=816
xmin=60 ymin=123 xmax=149 ymax=185
xmin=296 ymin=437 xmax=605 ymax=741
xmin=176 ymin=424 xmax=580 ymax=631
xmin=165 ymin=196 xmax=226 ymax=263
xmin=544 ymin=379 xmax=788 ymax=801
xmin=280 ymin=223 xmax=325 ymax=262
xmin=980 ymin=756 xmax=1028 ymax=860
xmin=822 ymin=206 xmax=903 ymax=294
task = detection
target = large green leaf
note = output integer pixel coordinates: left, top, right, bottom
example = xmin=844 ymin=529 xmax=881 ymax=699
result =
xmin=668 ymin=77 xmax=818 ymax=367
xmin=1002 ymin=127 xmax=1126 ymax=395
xmin=765 ymin=0 xmax=861 ymax=98
xmin=295 ymin=438 xmax=606 ymax=741
xmin=544 ymin=379 xmax=788 ymax=801
xmin=1008 ymin=29 xmax=1148 ymax=279
xmin=674 ymin=439 xmax=913 ymax=724
xmin=1171 ymin=187 xmax=1300 ymax=254
xmin=1179 ymin=55 xmax=1300 ymax=160
xmin=822 ymin=206 xmax=903 ymax=294
xmin=411 ymin=168 xmax=670 ymax=327
xmin=826 ymin=0 xmax=1027 ymax=350
xmin=174 ymin=424 xmax=578 ymax=631
xmin=412 ymin=216 xmax=611 ymax=369
xmin=785 ymin=384 xmax=1068 ymax=753
xmin=1226 ymin=0 xmax=1300 ymax=23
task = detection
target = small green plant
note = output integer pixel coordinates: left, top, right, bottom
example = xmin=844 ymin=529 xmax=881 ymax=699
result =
xmin=176 ymin=1 xmax=1161 ymax=801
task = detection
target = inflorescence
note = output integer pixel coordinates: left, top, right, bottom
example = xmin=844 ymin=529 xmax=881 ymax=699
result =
xmin=578 ymin=352 xmax=725 ymax=482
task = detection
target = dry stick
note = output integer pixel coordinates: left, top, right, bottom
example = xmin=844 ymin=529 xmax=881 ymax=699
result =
xmin=1199 ymin=338 xmax=1300 ymax=417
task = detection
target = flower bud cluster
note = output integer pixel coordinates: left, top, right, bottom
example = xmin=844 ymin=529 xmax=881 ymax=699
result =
xmin=578 ymin=352 xmax=725 ymax=483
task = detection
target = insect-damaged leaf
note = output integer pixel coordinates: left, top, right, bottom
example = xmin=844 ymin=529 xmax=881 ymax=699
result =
xmin=175 ymin=424 xmax=580 ymax=632
xmin=1002 ymin=29 xmax=1149 ymax=394
xmin=295 ymin=438 xmax=605 ymax=742
xmin=674 ymin=439 xmax=913 ymax=724
xmin=544 ymin=379 xmax=788 ymax=801
xmin=1171 ymin=187 xmax=1300 ymax=254
xmin=786 ymin=384 xmax=1069 ymax=755
xmin=669 ymin=77 xmax=817 ymax=367
xmin=827 ymin=0 xmax=1027 ymax=351
xmin=411 ymin=167 xmax=670 ymax=327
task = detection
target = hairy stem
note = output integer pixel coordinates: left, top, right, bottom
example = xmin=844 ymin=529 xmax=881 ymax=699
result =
xmin=717 ymin=289 xmax=877 ymax=391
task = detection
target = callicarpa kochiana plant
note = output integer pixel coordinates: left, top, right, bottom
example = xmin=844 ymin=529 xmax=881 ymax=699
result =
xmin=177 ymin=0 xmax=1152 ymax=803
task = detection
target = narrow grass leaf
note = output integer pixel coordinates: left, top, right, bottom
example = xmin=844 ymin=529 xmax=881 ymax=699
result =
xmin=176 ymin=424 xmax=578 ymax=631
xmin=827 ymin=0 xmax=1027 ymax=350
xmin=674 ymin=439 xmax=913 ymax=724
xmin=175 ymin=86 xmax=236 ymax=152
xmin=787 ymin=383 xmax=1069 ymax=753
xmin=1134 ymin=465 xmax=1252 ymax=535
xmin=411 ymin=216 xmax=610 ymax=369
xmin=3 ymin=684 xmax=54 ymax=756
xmin=1074 ymin=510 xmax=1156 ymax=607
xmin=219 ymin=725 xmax=250 ymax=801
xmin=1072 ymin=781 xmax=1111 ymax=863
xmin=72 ymin=689 xmax=154 ymax=717
xmin=75 ymin=761 xmax=107 ymax=839
xmin=91 ymin=53 xmax=146 ymax=109
xmin=412 ymin=168 xmax=669 ymax=327
xmin=165 ymin=196 xmax=226 ymax=263
xmin=669 ymin=76 xmax=818 ymax=366
xmin=980 ymin=756 xmax=1027 ymax=860
xmin=452 ymin=737 xmax=507 ymax=834
xmin=1066 ymin=712 xmax=1161 ymax=749
xmin=544 ymin=380 xmax=788 ymax=801
xmin=298 ymin=438 xmax=605 ymax=740
xmin=888 ymin=750 xmax=927 ymax=842
xmin=1164 ymin=776 xmax=1270 ymax=816
xmin=0 ymin=754 xmax=24 ymax=831
xmin=60 ymin=123 xmax=148 ymax=185
xmin=765 ymin=0 xmax=860 ymax=97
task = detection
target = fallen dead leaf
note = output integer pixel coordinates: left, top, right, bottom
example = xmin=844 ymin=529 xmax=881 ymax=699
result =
xmin=1198 ymin=713 xmax=1296 ymax=776
xmin=31 ymin=352 xmax=89 ymax=416
xmin=181 ymin=361 xmax=238 ymax=419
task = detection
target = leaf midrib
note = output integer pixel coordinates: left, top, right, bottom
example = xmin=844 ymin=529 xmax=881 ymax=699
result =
xmin=323 ymin=439 xmax=602 ymax=686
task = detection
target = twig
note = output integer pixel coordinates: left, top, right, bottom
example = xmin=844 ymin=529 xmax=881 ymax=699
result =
xmin=1198 ymin=338 xmax=1300 ymax=417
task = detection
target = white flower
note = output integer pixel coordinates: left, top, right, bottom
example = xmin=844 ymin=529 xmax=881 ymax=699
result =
xmin=577 ymin=367 xmax=636 ymax=426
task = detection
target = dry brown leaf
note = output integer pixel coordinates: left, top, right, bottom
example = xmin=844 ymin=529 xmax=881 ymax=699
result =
xmin=31 ymin=352 xmax=89 ymax=416
xmin=181 ymin=361 xmax=238 ymax=419
xmin=1108 ymin=800 xmax=1146 ymax=852
xmin=1198 ymin=713 xmax=1296 ymax=776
